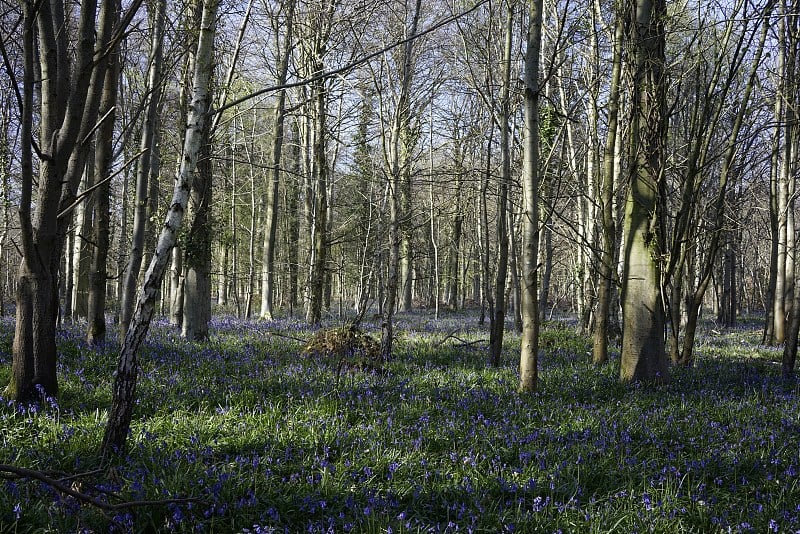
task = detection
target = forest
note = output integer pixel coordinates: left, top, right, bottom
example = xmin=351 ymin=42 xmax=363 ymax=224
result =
xmin=1 ymin=0 xmax=799 ymax=531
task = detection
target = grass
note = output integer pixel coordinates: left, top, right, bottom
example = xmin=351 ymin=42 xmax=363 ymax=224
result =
xmin=0 ymin=312 xmax=798 ymax=533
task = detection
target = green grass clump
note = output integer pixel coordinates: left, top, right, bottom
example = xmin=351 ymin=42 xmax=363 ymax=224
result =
xmin=0 ymin=313 xmax=798 ymax=532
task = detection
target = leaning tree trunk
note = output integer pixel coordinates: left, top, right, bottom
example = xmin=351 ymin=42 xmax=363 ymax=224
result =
xmin=519 ymin=0 xmax=543 ymax=393
xmin=619 ymin=0 xmax=669 ymax=384
xmin=101 ymin=0 xmax=218 ymax=457
xmin=676 ymin=6 xmax=769 ymax=365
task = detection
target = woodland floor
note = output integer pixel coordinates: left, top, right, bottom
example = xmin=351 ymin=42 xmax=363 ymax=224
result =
xmin=0 ymin=310 xmax=798 ymax=533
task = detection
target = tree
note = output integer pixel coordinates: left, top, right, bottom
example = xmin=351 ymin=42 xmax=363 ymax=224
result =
xmin=87 ymin=10 xmax=125 ymax=345
xmin=592 ymin=0 xmax=622 ymax=365
xmin=119 ymin=0 xmax=167 ymax=340
xmin=6 ymin=0 xmax=137 ymax=402
xmin=260 ymin=0 xmax=296 ymax=321
xmin=489 ymin=3 xmax=514 ymax=367
xmin=619 ymin=0 xmax=669 ymax=384
xmin=102 ymin=0 xmax=219 ymax=456
xmin=519 ymin=0 xmax=543 ymax=393
xmin=380 ymin=0 xmax=423 ymax=359
xmin=302 ymin=0 xmax=338 ymax=326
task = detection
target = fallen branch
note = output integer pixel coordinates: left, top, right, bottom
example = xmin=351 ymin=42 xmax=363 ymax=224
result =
xmin=267 ymin=331 xmax=307 ymax=343
xmin=435 ymin=329 xmax=486 ymax=348
xmin=0 ymin=464 xmax=201 ymax=511
xmin=454 ymin=338 xmax=487 ymax=348
xmin=435 ymin=329 xmax=460 ymax=347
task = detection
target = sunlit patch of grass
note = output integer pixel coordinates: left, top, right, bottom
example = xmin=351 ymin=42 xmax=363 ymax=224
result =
xmin=0 ymin=314 xmax=798 ymax=532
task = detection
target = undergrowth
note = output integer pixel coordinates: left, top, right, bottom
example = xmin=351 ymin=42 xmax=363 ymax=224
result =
xmin=0 ymin=313 xmax=798 ymax=533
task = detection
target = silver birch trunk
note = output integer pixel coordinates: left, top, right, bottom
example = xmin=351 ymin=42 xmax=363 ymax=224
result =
xmin=101 ymin=0 xmax=219 ymax=456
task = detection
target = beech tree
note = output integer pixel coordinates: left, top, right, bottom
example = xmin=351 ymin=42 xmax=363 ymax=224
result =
xmin=518 ymin=0 xmax=543 ymax=393
xmin=6 ymin=0 xmax=139 ymax=402
xmin=619 ymin=0 xmax=669 ymax=383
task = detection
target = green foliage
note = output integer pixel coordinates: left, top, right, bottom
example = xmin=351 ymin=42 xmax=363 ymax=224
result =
xmin=0 ymin=316 xmax=797 ymax=532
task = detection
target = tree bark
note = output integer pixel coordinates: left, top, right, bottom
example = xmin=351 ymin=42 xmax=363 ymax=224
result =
xmin=119 ymin=0 xmax=166 ymax=339
xmin=519 ymin=0 xmax=543 ymax=393
xmin=619 ymin=0 xmax=669 ymax=384
xmin=102 ymin=0 xmax=218 ymax=457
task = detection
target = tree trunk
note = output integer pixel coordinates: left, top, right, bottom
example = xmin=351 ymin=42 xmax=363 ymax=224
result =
xmin=287 ymin=125 xmax=301 ymax=317
xmin=72 ymin=159 xmax=94 ymax=320
xmin=260 ymin=0 xmax=295 ymax=320
xmin=119 ymin=0 xmax=166 ymax=339
xmin=489 ymin=4 xmax=514 ymax=368
xmin=305 ymin=75 xmax=329 ymax=325
xmin=7 ymin=0 xmax=132 ymax=402
xmin=519 ymin=0 xmax=543 ymax=393
xmin=592 ymin=3 xmax=622 ymax=365
xmin=170 ymin=246 xmax=184 ymax=327
xmin=87 ymin=32 xmax=122 ymax=345
xmin=619 ymin=0 xmax=669 ymax=384
xmin=181 ymin=123 xmax=213 ymax=340
xmin=381 ymin=0 xmax=422 ymax=357
xmin=102 ymin=0 xmax=218 ymax=456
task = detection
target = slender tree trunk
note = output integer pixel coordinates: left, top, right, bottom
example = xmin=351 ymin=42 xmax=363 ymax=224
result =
xmin=677 ymin=7 xmax=769 ymax=365
xmin=490 ymin=5 xmax=514 ymax=367
xmin=72 ymin=159 xmax=94 ymax=320
xmin=87 ymin=33 xmax=122 ymax=345
xmin=119 ymin=0 xmax=166 ymax=339
xmin=260 ymin=0 xmax=295 ymax=320
xmin=773 ymin=2 xmax=789 ymax=344
xmin=102 ymin=0 xmax=218 ymax=456
xmin=592 ymin=4 xmax=622 ymax=365
xmin=305 ymin=76 xmax=329 ymax=325
xmin=381 ymin=0 xmax=422 ymax=357
xmin=288 ymin=126 xmax=301 ymax=317
xmin=519 ymin=0 xmax=543 ymax=393
xmin=478 ymin=131 xmax=491 ymax=320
